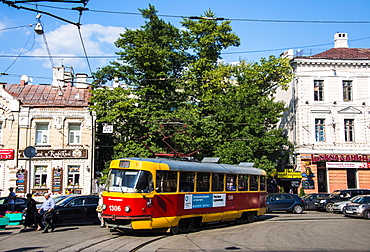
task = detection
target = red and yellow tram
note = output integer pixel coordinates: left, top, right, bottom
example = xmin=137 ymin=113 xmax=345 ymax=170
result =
xmin=101 ymin=158 xmax=266 ymax=234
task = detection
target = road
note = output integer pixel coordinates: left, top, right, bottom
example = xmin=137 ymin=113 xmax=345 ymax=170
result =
xmin=0 ymin=211 xmax=369 ymax=251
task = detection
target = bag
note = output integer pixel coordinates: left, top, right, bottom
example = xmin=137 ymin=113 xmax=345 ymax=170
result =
xmin=96 ymin=205 xmax=103 ymax=212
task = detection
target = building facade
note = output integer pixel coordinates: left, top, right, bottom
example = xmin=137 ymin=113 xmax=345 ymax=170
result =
xmin=0 ymin=67 xmax=96 ymax=196
xmin=277 ymin=33 xmax=370 ymax=194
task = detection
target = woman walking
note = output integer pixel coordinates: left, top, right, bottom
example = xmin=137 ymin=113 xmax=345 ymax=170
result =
xmin=21 ymin=193 xmax=38 ymax=231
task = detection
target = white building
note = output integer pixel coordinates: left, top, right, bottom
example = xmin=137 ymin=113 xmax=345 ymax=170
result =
xmin=276 ymin=33 xmax=370 ymax=193
xmin=0 ymin=67 xmax=96 ymax=196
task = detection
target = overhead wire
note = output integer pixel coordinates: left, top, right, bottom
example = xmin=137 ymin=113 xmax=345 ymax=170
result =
xmin=20 ymin=2 xmax=370 ymax=24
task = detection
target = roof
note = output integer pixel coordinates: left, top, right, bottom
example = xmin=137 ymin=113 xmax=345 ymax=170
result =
xmin=115 ymin=158 xmax=265 ymax=175
xmin=303 ymin=48 xmax=370 ymax=60
xmin=3 ymin=84 xmax=91 ymax=107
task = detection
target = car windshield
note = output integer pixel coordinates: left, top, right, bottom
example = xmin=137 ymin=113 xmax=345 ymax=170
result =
xmin=353 ymin=197 xmax=370 ymax=204
xmin=55 ymin=196 xmax=75 ymax=206
xmin=105 ymin=169 xmax=153 ymax=193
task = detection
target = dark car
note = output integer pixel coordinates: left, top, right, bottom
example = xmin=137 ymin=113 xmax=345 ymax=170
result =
xmin=53 ymin=195 xmax=99 ymax=225
xmin=266 ymin=193 xmax=305 ymax=213
xmin=315 ymin=189 xmax=370 ymax=212
xmin=0 ymin=197 xmax=40 ymax=215
xmin=343 ymin=195 xmax=370 ymax=219
xmin=302 ymin=193 xmax=330 ymax=210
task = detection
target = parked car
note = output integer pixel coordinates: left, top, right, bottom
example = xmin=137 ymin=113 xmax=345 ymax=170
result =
xmin=0 ymin=197 xmax=41 ymax=215
xmin=53 ymin=195 xmax=99 ymax=225
xmin=315 ymin=189 xmax=370 ymax=212
xmin=343 ymin=195 xmax=370 ymax=219
xmin=302 ymin=193 xmax=330 ymax=210
xmin=266 ymin=193 xmax=305 ymax=213
xmin=332 ymin=195 xmax=365 ymax=213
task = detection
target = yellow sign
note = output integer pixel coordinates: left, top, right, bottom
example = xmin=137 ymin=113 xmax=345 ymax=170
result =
xmin=277 ymin=169 xmax=302 ymax=179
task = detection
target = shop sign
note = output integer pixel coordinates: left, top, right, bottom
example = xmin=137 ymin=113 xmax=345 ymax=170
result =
xmin=326 ymin=162 xmax=370 ymax=169
xmin=0 ymin=149 xmax=14 ymax=159
xmin=300 ymin=154 xmax=312 ymax=160
xmin=19 ymin=149 xmax=88 ymax=159
xmin=277 ymin=169 xmax=302 ymax=179
xmin=312 ymin=154 xmax=370 ymax=162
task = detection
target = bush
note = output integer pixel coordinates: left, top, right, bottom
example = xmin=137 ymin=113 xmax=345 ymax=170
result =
xmin=299 ymin=187 xmax=305 ymax=197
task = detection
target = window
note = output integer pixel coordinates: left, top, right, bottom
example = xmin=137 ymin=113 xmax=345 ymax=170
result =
xmin=34 ymin=166 xmax=47 ymax=187
xmin=238 ymin=175 xmax=249 ymax=191
xmin=180 ymin=172 xmax=195 ymax=192
xmin=211 ymin=173 xmax=224 ymax=192
xmin=315 ymin=119 xmax=325 ymax=142
xmin=344 ymin=119 xmax=354 ymax=142
xmin=260 ymin=176 xmax=266 ymax=191
xmin=156 ymin=171 xmax=177 ymax=193
xmin=36 ymin=123 xmax=48 ymax=144
xmin=250 ymin=175 xmax=259 ymax=191
xmin=69 ymin=124 xmax=81 ymax=144
xmin=314 ymin=80 xmax=324 ymax=101
xmin=226 ymin=174 xmax=237 ymax=191
xmin=68 ymin=165 xmax=80 ymax=186
xmin=343 ymin=80 xmax=353 ymax=101
xmin=196 ymin=173 xmax=210 ymax=192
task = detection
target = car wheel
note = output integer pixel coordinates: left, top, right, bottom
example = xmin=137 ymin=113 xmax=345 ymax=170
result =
xmin=293 ymin=205 xmax=303 ymax=214
xmin=364 ymin=210 xmax=370 ymax=220
xmin=325 ymin=203 xmax=334 ymax=213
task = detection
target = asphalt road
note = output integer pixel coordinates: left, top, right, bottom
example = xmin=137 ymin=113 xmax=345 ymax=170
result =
xmin=0 ymin=211 xmax=369 ymax=252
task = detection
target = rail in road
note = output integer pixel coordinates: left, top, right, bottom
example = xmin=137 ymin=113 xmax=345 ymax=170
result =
xmin=1 ymin=211 xmax=368 ymax=252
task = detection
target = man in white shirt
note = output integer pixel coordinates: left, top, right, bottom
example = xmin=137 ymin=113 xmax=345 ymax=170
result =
xmin=38 ymin=193 xmax=55 ymax=233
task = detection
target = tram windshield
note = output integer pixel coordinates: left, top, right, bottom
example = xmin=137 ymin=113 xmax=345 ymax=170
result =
xmin=105 ymin=169 xmax=153 ymax=193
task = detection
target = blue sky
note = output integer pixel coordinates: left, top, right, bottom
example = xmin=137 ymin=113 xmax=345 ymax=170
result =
xmin=0 ymin=0 xmax=369 ymax=85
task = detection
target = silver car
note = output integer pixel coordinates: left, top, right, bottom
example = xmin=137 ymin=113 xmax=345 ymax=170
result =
xmin=343 ymin=195 xmax=370 ymax=219
xmin=332 ymin=195 xmax=363 ymax=213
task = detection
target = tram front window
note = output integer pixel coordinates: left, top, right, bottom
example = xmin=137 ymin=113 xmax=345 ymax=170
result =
xmin=105 ymin=169 xmax=153 ymax=193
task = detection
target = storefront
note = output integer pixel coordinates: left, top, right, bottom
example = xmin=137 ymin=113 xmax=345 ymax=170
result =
xmin=300 ymin=154 xmax=370 ymax=194
xmin=276 ymin=169 xmax=302 ymax=194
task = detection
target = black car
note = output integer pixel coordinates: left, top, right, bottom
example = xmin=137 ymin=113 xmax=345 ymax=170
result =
xmin=315 ymin=189 xmax=370 ymax=212
xmin=302 ymin=193 xmax=330 ymax=210
xmin=266 ymin=193 xmax=305 ymax=213
xmin=0 ymin=197 xmax=38 ymax=215
xmin=53 ymin=195 xmax=99 ymax=225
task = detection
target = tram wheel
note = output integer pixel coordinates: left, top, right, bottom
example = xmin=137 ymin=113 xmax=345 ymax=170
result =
xmin=170 ymin=224 xmax=180 ymax=235
xmin=228 ymin=219 xmax=236 ymax=225
xmin=247 ymin=212 xmax=255 ymax=223
xmin=188 ymin=219 xmax=196 ymax=232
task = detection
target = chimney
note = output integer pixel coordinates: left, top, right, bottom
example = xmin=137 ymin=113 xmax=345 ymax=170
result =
xmin=334 ymin=33 xmax=348 ymax=48
xmin=76 ymin=73 xmax=89 ymax=89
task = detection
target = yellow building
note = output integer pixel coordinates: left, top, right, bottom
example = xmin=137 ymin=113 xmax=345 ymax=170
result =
xmin=0 ymin=68 xmax=96 ymax=196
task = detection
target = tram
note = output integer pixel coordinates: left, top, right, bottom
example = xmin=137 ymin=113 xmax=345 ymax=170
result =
xmin=101 ymin=158 xmax=266 ymax=234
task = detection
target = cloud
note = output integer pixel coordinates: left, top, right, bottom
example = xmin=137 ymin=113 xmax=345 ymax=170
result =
xmin=29 ymin=24 xmax=125 ymax=73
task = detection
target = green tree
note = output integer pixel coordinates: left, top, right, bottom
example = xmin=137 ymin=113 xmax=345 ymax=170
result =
xmin=90 ymin=5 xmax=293 ymax=177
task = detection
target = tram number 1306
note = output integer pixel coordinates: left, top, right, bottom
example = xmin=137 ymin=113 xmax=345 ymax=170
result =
xmin=108 ymin=205 xmax=121 ymax=211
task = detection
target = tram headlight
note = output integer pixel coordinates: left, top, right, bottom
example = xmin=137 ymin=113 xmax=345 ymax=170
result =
xmin=102 ymin=204 xmax=107 ymax=210
xmin=124 ymin=206 xmax=131 ymax=213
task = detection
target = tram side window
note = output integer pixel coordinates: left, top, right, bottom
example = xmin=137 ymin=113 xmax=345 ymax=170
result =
xmin=212 ymin=173 xmax=224 ymax=191
xmin=250 ymin=175 xmax=259 ymax=191
xmin=156 ymin=171 xmax=177 ymax=193
xmin=226 ymin=174 xmax=237 ymax=191
xmin=260 ymin=176 xmax=266 ymax=191
xmin=196 ymin=173 xmax=210 ymax=192
xmin=238 ymin=175 xmax=249 ymax=191
xmin=180 ymin=172 xmax=195 ymax=192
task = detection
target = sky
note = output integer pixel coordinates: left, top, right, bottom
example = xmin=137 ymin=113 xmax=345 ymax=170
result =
xmin=0 ymin=0 xmax=369 ymax=85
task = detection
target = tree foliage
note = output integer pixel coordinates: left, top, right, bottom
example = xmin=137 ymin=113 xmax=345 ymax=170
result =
xmin=90 ymin=5 xmax=293 ymax=176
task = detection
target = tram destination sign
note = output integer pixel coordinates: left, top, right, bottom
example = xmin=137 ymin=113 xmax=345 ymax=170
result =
xmin=18 ymin=149 xmax=88 ymax=159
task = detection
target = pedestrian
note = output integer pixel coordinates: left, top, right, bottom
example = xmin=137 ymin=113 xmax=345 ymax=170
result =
xmin=96 ymin=193 xmax=104 ymax=228
xmin=38 ymin=193 xmax=55 ymax=233
xmin=8 ymin=187 xmax=16 ymax=212
xmin=21 ymin=193 xmax=38 ymax=231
